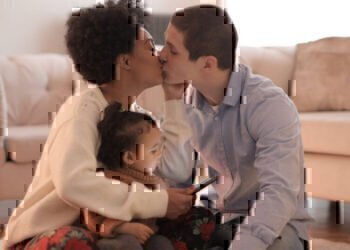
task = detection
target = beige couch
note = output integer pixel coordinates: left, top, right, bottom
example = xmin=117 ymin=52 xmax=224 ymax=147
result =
xmin=1 ymin=47 xmax=349 ymax=205
xmin=0 ymin=54 xmax=74 ymax=200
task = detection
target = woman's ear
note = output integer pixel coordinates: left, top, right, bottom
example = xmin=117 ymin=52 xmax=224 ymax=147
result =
xmin=117 ymin=54 xmax=132 ymax=70
xmin=122 ymin=151 xmax=135 ymax=165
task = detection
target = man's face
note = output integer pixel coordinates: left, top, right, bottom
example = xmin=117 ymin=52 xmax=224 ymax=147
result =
xmin=160 ymin=23 xmax=200 ymax=84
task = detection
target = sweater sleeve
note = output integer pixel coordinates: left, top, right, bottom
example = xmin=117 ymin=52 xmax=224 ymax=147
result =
xmin=48 ymin=116 xmax=168 ymax=221
xmin=156 ymin=99 xmax=194 ymax=183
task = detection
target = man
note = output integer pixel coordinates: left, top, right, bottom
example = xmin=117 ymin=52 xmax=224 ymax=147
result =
xmin=160 ymin=5 xmax=313 ymax=250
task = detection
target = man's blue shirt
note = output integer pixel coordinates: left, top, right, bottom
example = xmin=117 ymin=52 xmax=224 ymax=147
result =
xmin=184 ymin=64 xmax=313 ymax=249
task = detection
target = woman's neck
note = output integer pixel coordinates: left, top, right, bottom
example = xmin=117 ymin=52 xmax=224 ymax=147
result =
xmin=99 ymin=82 xmax=137 ymax=110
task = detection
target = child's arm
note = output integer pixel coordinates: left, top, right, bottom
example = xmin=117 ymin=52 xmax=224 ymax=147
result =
xmin=83 ymin=209 xmax=155 ymax=244
xmin=83 ymin=208 xmax=125 ymax=237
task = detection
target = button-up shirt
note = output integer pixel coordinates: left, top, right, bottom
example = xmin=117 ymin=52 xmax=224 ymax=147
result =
xmin=184 ymin=64 xmax=313 ymax=250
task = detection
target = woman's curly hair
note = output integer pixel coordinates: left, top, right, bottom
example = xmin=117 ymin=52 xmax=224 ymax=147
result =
xmin=65 ymin=0 xmax=146 ymax=85
xmin=97 ymin=102 xmax=157 ymax=170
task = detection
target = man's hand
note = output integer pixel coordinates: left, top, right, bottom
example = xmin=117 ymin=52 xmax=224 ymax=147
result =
xmin=162 ymin=81 xmax=190 ymax=100
xmin=117 ymin=222 xmax=155 ymax=245
xmin=165 ymin=187 xmax=195 ymax=219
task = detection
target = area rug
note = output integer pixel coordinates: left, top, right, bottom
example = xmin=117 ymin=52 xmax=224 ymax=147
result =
xmin=311 ymin=238 xmax=350 ymax=250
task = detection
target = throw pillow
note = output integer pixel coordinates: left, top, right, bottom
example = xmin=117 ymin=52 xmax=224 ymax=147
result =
xmin=292 ymin=37 xmax=350 ymax=112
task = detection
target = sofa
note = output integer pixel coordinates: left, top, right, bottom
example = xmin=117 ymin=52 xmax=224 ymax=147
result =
xmin=0 ymin=44 xmax=349 ymax=208
xmin=0 ymin=54 xmax=74 ymax=200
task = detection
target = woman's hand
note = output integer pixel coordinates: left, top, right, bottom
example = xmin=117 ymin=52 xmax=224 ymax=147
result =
xmin=162 ymin=81 xmax=190 ymax=100
xmin=117 ymin=222 xmax=155 ymax=245
xmin=165 ymin=187 xmax=195 ymax=219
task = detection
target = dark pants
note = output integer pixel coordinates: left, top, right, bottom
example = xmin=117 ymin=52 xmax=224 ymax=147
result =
xmin=208 ymin=213 xmax=309 ymax=250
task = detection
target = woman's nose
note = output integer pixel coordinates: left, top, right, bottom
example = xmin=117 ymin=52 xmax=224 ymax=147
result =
xmin=159 ymin=47 xmax=167 ymax=64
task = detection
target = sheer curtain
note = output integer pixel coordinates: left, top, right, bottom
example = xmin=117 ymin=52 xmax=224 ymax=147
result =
xmin=225 ymin=0 xmax=350 ymax=46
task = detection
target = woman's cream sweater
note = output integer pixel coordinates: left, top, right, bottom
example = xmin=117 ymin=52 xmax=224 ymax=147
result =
xmin=4 ymin=86 xmax=193 ymax=249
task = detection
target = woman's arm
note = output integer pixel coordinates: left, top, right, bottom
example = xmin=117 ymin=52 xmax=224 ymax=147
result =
xmin=48 ymin=113 xmax=168 ymax=220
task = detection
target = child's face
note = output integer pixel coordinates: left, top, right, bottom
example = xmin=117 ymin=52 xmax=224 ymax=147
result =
xmin=131 ymin=125 xmax=163 ymax=175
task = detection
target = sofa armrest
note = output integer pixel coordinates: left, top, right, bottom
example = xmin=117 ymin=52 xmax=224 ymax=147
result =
xmin=0 ymin=75 xmax=8 ymax=165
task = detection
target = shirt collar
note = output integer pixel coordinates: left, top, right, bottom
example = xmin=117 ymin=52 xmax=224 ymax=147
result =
xmin=190 ymin=64 xmax=248 ymax=110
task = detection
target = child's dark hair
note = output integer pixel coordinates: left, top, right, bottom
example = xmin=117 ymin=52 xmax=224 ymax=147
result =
xmin=97 ymin=102 xmax=157 ymax=170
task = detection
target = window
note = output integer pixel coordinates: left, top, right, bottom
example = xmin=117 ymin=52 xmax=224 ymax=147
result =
xmin=226 ymin=0 xmax=350 ymax=46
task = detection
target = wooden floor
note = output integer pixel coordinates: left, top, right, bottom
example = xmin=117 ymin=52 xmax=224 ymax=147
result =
xmin=1 ymin=198 xmax=350 ymax=243
xmin=307 ymin=198 xmax=350 ymax=243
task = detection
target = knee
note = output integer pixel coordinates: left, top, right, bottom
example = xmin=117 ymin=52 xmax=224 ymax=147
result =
xmin=144 ymin=235 xmax=174 ymax=250
xmin=97 ymin=235 xmax=142 ymax=250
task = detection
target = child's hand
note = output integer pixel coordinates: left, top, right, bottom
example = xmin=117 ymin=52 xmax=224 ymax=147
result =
xmin=118 ymin=222 xmax=155 ymax=245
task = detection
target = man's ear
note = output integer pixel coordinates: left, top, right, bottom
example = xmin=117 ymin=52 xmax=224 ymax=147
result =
xmin=122 ymin=151 xmax=136 ymax=165
xmin=201 ymin=56 xmax=218 ymax=70
xmin=117 ymin=54 xmax=132 ymax=70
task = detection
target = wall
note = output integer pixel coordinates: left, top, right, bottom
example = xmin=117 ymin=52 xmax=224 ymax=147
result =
xmin=0 ymin=0 xmax=96 ymax=55
xmin=0 ymin=0 xmax=222 ymax=55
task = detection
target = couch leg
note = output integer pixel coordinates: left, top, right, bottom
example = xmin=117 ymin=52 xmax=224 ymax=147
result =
xmin=335 ymin=200 xmax=345 ymax=225
xmin=0 ymin=223 xmax=4 ymax=239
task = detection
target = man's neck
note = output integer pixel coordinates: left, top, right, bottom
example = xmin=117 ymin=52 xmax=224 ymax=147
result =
xmin=199 ymin=70 xmax=231 ymax=106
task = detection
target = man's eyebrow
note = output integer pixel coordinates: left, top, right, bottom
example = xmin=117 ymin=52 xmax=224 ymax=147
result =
xmin=165 ymin=41 xmax=176 ymax=49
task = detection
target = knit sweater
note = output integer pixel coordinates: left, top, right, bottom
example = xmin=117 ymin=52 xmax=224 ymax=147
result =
xmin=4 ymin=86 xmax=193 ymax=249
xmin=83 ymin=167 xmax=168 ymax=237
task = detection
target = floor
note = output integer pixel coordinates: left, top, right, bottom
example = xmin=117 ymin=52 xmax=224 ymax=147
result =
xmin=307 ymin=198 xmax=350 ymax=243
xmin=1 ymin=198 xmax=349 ymax=244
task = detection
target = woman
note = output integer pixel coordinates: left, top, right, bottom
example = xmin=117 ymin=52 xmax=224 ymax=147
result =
xmin=4 ymin=1 xmax=194 ymax=249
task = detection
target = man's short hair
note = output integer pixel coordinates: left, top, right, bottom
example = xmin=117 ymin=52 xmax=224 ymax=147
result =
xmin=171 ymin=5 xmax=238 ymax=71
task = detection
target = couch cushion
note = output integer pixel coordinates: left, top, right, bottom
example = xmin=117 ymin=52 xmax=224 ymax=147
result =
xmin=0 ymin=75 xmax=7 ymax=165
xmin=0 ymin=54 xmax=73 ymax=126
xmin=292 ymin=37 xmax=350 ymax=112
xmin=5 ymin=125 xmax=50 ymax=163
xmin=239 ymin=46 xmax=295 ymax=94
xmin=300 ymin=111 xmax=350 ymax=156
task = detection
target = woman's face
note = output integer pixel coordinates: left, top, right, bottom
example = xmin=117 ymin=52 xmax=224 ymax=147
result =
xmin=129 ymin=28 xmax=163 ymax=89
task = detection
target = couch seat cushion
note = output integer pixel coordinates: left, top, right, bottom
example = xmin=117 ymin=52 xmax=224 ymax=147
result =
xmin=300 ymin=111 xmax=350 ymax=156
xmin=5 ymin=125 xmax=50 ymax=163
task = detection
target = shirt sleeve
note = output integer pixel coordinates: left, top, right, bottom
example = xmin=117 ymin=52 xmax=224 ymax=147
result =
xmin=48 ymin=116 xmax=168 ymax=221
xmin=230 ymin=94 xmax=302 ymax=250
xmin=156 ymin=99 xmax=194 ymax=183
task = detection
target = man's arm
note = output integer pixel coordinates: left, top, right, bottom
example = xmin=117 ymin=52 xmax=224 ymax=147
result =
xmin=155 ymin=83 xmax=194 ymax=183
xmin=230 ymin=95 xmax=302 ymax=250
xmin=157 ymin=99 xmax=194 ymax=183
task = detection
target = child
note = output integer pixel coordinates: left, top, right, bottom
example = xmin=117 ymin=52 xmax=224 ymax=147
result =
xmin=83 ymin=102 xmax=218 ymax=250
xmin=82 ymin=101 xmax=174 ymax=250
